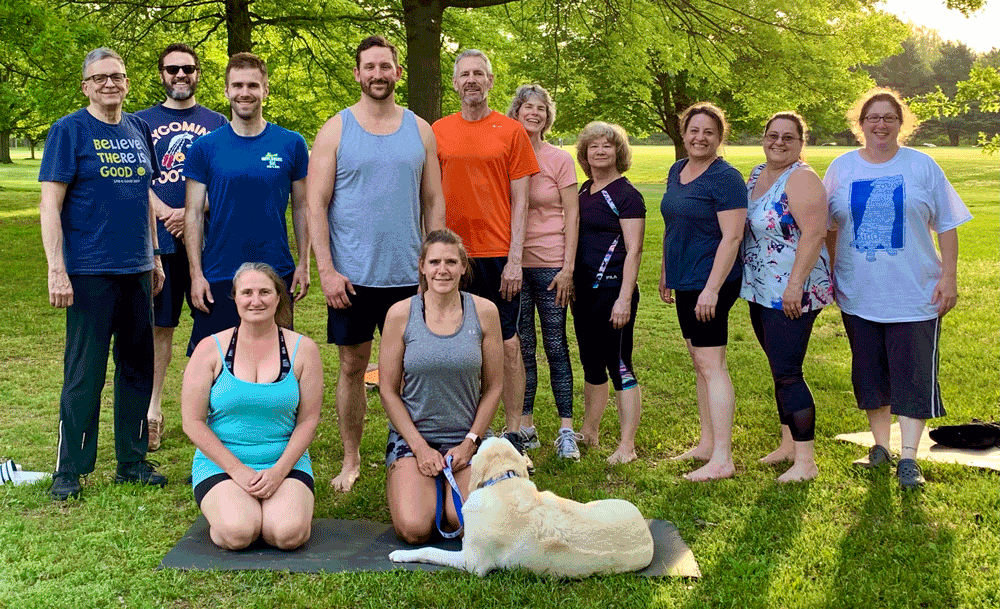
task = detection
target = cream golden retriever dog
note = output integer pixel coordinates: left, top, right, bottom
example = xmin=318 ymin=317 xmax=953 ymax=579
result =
xmin=389 ymin=437 xmax=654 ymax=577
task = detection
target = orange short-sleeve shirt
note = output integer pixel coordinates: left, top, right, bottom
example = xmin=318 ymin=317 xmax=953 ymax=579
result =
xmin=433 ymin=111 xmax=539 ymax=257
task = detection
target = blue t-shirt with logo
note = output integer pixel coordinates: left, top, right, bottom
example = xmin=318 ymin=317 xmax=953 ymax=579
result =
xmin=38 ymin=109 xmax=160 ymax=275
xmin=184 ymin=122 xmax=308 ymax=282
xmin=134 ymin=103 xmax=228 ymax=254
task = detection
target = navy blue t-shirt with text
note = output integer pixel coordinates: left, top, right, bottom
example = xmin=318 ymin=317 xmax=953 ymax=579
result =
xmin=134 ymin=103 xmax=228 ymax=254
xmin=660 ymin=157 xmax=746 ymax=290
xmin=184 ymin=122 xmax=309 ymax=283
xmin=38 ymin=109 xmax=160 ymax=275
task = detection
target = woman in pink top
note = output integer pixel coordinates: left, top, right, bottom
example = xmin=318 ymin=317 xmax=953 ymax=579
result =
xmin=506 ymin=85 xmax=581 ymax=460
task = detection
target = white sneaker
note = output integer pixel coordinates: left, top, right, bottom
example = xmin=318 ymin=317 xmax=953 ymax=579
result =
xmin=554 ymin=429 xmax=583 ymax=461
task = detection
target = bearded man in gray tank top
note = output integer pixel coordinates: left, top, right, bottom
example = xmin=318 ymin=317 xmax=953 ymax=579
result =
xmin=307 ymin=36 xmax=447 ymax=492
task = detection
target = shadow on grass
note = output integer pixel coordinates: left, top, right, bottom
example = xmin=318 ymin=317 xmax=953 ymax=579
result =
xmin=823 ymin=470 xmax=957 ymax=609
xmin=648 ymin=476 xmax=812 ymax=608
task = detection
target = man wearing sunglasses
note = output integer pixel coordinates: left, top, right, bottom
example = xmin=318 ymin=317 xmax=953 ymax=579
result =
xmin=39 ymin=47 xmax=168 ymax=500
xmin=136 ymin=44 xmax=227 ymax=453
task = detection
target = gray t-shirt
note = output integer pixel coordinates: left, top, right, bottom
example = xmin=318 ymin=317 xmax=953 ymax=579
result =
xmin=391 ymin=292 xmax=482 ymax=445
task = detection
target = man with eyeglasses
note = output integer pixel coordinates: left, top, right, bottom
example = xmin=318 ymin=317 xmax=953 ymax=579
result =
xmin=39 ymin=47 xmax=169 ymax=500
xmin=135 ymin=43 xmax=227 ymax=452
xmin=183 ymin=52 xmax=310 ymax=355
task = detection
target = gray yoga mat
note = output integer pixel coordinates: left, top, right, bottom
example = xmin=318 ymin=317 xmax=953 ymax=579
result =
xmin=159 ymin=516 xmax=701 ymax=577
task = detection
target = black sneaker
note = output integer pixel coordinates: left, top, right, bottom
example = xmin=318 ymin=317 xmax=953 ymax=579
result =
xmin=49 ymin=472 xmax=82 ymax=500
xmin=503 ymin=431 xmax=526 ymax=455
xmin=115 ymin=460 xmax=168 ymax=487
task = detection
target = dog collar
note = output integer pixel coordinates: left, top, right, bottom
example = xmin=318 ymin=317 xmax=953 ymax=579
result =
xmin=478 ymin=470 xmax=519 ymax=489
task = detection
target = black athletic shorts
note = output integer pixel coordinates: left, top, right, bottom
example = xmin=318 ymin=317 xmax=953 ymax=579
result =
xmin=193 ymin=469 xmax=315 ymax=507
xmin=673 ymin=280 xmax=742 ymax=347
xmin=841 ymin=312 xmax=945 ymax=419
xmin=153 ymin=247 xmax=190 ymax=328
xmin=467 ymin=257 xmax=520 ymax=341
xmin=327 ymin=284 xmax=418 ymax=346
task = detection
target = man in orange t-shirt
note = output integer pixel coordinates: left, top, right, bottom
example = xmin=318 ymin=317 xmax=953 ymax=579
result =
xmin=433 ymin=49 xmax=538 ymax=454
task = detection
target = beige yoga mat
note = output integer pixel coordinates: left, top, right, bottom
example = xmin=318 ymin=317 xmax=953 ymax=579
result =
xmin=835 ymin=423 xmax=1000 ymax=471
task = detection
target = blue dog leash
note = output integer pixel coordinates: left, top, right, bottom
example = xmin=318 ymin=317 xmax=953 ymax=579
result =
xmin=435 ymin=455 xmax=465 ymax=539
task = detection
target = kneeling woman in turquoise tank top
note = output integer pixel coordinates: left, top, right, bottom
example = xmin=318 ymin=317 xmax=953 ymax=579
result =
xmin=379 ymin=229 xmax=504 ymax=544
xmin=182 ymin=262 xmax=323 ymax=550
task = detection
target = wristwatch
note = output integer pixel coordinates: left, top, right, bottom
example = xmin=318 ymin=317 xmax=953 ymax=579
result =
xmin=465 ymin=432 xmax=482 ymax=447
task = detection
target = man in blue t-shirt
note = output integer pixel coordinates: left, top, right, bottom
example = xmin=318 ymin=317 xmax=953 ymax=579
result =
xmin=135 ymin=43 xmax=227 ymax=452
xmin=183 ymin=52 xmax=310 ymax=354
xmin=39 ymin=47 xmax=169 ymax=501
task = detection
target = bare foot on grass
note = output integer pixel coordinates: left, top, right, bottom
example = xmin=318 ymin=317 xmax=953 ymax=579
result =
xmin=776 ymin=462 xmax=818 ymax=483
xmin=607 ymin=448 xmax=637 ymax=465
xmin=759 ymin=446 xmax=794 ymax=464
xmin=683 ymin=460 xmax=735 ymax=481
xmin=578 ymin=429 xmax=600 ymax=448
xmin=330 ymin=461 xmax=360 ymax=492
xmin=672 ymin=445 xmax=712 ymax=462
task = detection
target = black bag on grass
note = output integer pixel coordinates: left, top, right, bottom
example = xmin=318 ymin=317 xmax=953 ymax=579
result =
xmin=929 ymin=419 xmax=1000 ymax=449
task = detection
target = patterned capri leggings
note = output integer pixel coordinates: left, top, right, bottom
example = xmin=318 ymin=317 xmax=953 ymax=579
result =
xmin=517 ymin=267 xmax=574 ymax=419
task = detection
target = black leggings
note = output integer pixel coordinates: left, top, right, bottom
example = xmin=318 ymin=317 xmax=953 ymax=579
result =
xmin=748 ymin=302 xmax=820 ymax=442
xmin=573 ymin=286 xmax=639 ymax=391
xmin=518 ymin=268 xmax=573 ymax=419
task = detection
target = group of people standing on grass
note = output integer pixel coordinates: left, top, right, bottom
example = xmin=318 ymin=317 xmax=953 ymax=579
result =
xmin=39 ymin=33 xmax=969 ymax=551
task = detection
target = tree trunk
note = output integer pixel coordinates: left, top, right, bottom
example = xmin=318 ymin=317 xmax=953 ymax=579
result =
xmin=403 ymin=0 xmax=446 ymax=124
xmin=28 ymin=136 xmax=36 ymax=160
xmin=225 ymin=0 xmax=254 ymax=56
xmin=652 ymin=68 xmax=691 ymax=160
xmin=0 ymin=130 xmax=12 ymax=164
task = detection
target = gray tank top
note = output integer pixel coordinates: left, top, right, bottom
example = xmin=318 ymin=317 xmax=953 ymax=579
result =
xmin=391 ymin=292 xmax=482 ymax=445
xmin=329 ymin=107 xmax=425 ymax=287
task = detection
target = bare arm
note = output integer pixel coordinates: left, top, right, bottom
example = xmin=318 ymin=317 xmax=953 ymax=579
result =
xmin=695 ymin=207 xmax=747 ymax=322
xmin=610 ymin=218 xmax=645 ymax=329
xmin=781 ymin=167 xmax=828 ymax=319
xmin=148 ymin=188 xmax=164 ymax=297
xmin=548 ymin=184 xmax=579 ymax=307
xmin=289 ymin=177 xmax=310 ymax=301
xmin=40 ymin=182 xmax=73 ymax=308
xmin=306 ymin=115 xmax=355 ymax=309
xmin=379 ymin=299 xmax=445 ymax=477
xmin=932 ymin=228 xmax=959 ymax=316
xmin=417 ymin=118 xmax=446 ymax=234
xmin=180 ymin=335 xmax=259 ymax=492
xmin=151 ymin=189 xmax=184 ymax=238
xmin=445 ymin=296 xmax=503 ymax=470
xmin=500 ymin=175 xmax=530 ymax=300
xmin=184 ymin=177 xmax=212 ymax=312
xmin=246 ymin=333 xmax=323 ymax=498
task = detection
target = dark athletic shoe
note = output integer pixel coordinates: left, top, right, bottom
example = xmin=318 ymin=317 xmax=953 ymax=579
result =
xmin=897 ymin=458 xmax=926 ymax=489
xmin=49 ymin=472 xmax=82 ymax=500
xmin=853 ymin=445 xmax=892 ymax=469
xmin=502 ymin=431 xmax=534 ymax=474
xmin=503 ymin=430 xmax=526 ymax=455
xmin=115 ymin=460 xmax=168 ymax=487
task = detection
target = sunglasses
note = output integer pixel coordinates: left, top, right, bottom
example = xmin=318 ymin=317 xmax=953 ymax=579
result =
xmin=163 ymin=65 xmax=197 ymax=75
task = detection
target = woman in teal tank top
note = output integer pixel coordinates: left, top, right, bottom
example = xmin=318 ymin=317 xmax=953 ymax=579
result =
xmin=182 ymin=263 xmax=323 ymax=550
xmin=379 ymin=230 xmax=504 ymax=544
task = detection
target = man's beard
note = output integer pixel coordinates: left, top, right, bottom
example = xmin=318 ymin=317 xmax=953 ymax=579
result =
xmin=362 ymin=78 xmax=394 ymax=101
xmin=164 ymin=78 xmax=196 ymax=101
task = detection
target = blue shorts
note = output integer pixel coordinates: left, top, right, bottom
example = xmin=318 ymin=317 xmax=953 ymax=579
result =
xmin=153 ymin=246 xmax=190 ymax=328
xmin=187 ymin=272 xmax=295 ymax=355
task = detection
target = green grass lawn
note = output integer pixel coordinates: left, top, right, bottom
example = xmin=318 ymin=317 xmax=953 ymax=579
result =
xmin=0 ymin=146 xmax=997 ymax=608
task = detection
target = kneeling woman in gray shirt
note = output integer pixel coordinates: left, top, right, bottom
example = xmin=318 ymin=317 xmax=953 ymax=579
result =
xmin=379 ymin=229 xmax=504 ymax=543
